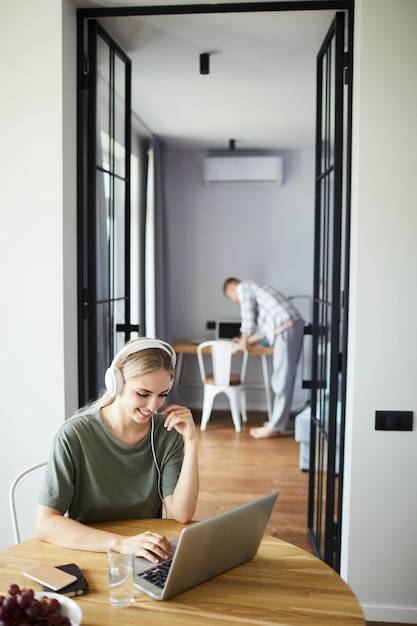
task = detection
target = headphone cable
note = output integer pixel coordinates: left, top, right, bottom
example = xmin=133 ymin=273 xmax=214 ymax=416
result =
xmin=150 ymin=416 xmax=166 ymax=517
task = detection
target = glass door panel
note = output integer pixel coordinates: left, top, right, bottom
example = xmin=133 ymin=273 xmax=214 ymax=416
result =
xmin=77 ymin=19 xmax=132 ymax=404
xmin=308 ymin=11 xmax=352 ymax=572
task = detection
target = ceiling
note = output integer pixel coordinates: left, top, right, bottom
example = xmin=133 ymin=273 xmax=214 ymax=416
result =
xmin=75 ymin=1 xmax=337 ymax=151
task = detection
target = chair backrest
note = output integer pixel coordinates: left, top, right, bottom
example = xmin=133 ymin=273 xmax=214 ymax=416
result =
xmin=9 ymin=461 xmax=48 ymax=544
xmin=197 ymin=340 xmax=248 ymax=386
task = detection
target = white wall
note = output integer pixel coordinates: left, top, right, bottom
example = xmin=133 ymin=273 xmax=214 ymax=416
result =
xmin=62 ymin=0 xmax=79 ymax=418
xmin=342 ymin=0 xmax=417 ymax=622
xmin=0 ymin=0 xmax=78 ymax=548
xmin=164 ymin=149 xmax=314 ymax=411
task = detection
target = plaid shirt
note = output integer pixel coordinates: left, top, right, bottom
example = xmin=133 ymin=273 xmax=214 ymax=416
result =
xmin=237 ymin=280 xmax=303 ymax=346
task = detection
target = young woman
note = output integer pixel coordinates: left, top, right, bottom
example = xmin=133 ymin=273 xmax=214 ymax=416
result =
xmin=35 ymin=338 xmax=199 ymax=562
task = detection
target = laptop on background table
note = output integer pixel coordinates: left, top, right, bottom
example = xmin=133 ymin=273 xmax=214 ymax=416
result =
xmin=215 ymin=319 xmax=241 ymax=340
xmin=134 ymin=492 xmax=279 ymax=601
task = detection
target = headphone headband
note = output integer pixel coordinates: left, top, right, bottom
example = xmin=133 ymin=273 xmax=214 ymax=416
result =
xmin=108 ymin=338 xmax=176 ymax=369
xmin=105 ymin=338 xmax=176 ymax=396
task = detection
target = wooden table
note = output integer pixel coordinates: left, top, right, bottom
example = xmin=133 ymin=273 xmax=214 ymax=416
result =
xmin=0 ymin=519 xmax=365 ymax=625
xmin=173 ymin=339 xmax=274 ymax=418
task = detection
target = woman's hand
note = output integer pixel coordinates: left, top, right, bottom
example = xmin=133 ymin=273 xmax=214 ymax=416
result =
xmin=160 ymin=404 xmax=198 ymax=442
xmin=125 ymin=530 xmax=174 ymax=562
xmin=159 ymin=404 xmax=199 ymax=524
xmin=36 ymin=506 xmax=175 ymax=557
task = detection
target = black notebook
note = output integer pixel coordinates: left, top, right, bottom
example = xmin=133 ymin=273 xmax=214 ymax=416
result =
xmin=41 ymin=563 xmax=88 ymax=597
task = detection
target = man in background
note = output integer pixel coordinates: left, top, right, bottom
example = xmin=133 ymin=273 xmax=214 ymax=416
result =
xmin=223 ymin=278 xmax=304 ymax=439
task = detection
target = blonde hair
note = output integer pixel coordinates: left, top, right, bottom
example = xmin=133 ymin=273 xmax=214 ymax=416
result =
xmin=223 ymin=277 xmax=240 ymax=295
xmin=77 ymin=341 xmax=175 ymax=415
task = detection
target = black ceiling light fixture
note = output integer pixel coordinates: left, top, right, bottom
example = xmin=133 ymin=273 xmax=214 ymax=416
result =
xmin=200 ymin=53 xmax=210 ymax=75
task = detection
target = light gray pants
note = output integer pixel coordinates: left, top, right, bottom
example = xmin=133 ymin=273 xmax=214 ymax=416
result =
xmin=269 ymin=321 xmax=304 ymax=432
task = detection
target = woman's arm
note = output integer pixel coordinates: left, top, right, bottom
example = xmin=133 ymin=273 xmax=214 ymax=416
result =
xmin=35 ymin=505 xmax=173 ymax=562
xmin=160 ymin=404 xmax=199 ymax=524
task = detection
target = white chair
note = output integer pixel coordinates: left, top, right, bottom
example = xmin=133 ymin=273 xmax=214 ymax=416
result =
xmin=197 ymin=340 xmax=248 ymax=433
xmin=9 ymin=461 xmax=47 ymax=544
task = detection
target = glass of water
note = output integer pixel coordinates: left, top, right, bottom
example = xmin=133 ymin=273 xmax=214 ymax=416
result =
xmin=107 ymin=542 xmax=135 ymax=608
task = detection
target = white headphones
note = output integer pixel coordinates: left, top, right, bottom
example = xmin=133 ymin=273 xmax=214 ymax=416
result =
xmin=104 ymin=338 xmax=177 ymax=397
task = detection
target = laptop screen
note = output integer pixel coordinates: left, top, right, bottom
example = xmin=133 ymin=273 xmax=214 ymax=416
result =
xmin=216 ymin=319 xmax=241 ymax=340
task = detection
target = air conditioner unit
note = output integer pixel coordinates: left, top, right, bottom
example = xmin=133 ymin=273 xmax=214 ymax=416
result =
xmin=203 ymin=155 xmax=283 ymax=185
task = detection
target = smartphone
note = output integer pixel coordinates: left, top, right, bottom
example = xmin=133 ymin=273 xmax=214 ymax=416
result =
xmin=41 ymin=563 xmax=89 ymax=597
xmin=23 ymin=564 xmax=78 ymax=591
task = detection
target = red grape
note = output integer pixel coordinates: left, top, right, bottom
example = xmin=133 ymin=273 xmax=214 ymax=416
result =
xmin=26 ymin=599 xmax=42 ymax=619
xmin=0 ymin=584 xmax=72 ymax=625
xmin=3 ymin=596 xmax=17 ymax=610
xmin=16 ymin=594 xmax=31 ymax=609
xmin=7 ymin=584 xmax=20 ymax=597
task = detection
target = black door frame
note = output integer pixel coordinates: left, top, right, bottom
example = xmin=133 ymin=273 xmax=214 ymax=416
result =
xmin=76 ymin=0 xmax=354 ymax=569
xmin=77 ymin=18 xmax=133 ymax=405
xmin=308 ymin=9 xmax=353 ymax=571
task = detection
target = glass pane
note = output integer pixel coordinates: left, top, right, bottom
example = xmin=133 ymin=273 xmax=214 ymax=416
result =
xmin=320 ymin=55 xmax=327 ymax=174
xmin=114 ymin=53 xmax=126 ymax=179
xmin=113 ymin=176 xmax=126 ymax=300
xmin=313 ymin=430 xmax=328 ymax=559
xmin=320 ymin=177 xmax=329 ymax=300
xmin=320 ymin=435 xmax=328 ymax=553
xmin=329 ymin=37 xmax=336 ymax=167
xmin=95 ymin=31 xmax=129 ymax=363
xmin=327 ymin=169 xmax=335 ymax=300
xmin=97 ymin=36 xmax=110 ymax=169
xmin=129 ymin=152 xmax=140 ymax=333
xmin=96 ymin=170 xmax=110 ymax=302
xmin=95 ymin=301 xmax=112 ymax=396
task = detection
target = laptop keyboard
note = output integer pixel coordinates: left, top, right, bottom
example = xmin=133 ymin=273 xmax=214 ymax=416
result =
xmin=138 ymin=560 xmax=172 ymax=589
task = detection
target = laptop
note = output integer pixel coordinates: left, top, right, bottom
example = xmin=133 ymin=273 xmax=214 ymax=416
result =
xmin=215 ymin=319 xmax=241 ymax=340
xmin=134 ymin=491 xmax=279 ymax=600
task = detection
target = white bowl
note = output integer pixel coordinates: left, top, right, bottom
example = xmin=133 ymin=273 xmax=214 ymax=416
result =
xmin=34 ymin=591 xmax=82 ymax=626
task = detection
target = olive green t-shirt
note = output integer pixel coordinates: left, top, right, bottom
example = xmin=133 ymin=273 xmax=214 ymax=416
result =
xmin=38 ymin=411 xmax=184 ymax=523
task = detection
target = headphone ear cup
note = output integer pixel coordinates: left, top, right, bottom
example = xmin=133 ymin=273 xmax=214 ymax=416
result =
xmin=105 ymin=366 xmax=124 ymax=397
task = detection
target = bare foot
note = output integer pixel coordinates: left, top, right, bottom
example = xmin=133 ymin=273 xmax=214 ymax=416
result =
xmin=249 ymin=426 xmax=293 ymax=439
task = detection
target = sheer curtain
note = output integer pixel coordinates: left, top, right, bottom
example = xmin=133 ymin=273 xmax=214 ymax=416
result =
xmin=144 ymin=137 xmax=169 ymax=340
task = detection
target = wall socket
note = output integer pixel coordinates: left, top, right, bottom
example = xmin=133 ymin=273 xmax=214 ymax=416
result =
xmin=375 ymin=411 xmax=413 ymax=431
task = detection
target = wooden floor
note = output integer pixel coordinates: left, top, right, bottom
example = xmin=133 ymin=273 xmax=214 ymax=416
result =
xmin=193 ymin=409 xmax=410 ymax=626
xmin=193 ymin=409 xmax=311 ymax=552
